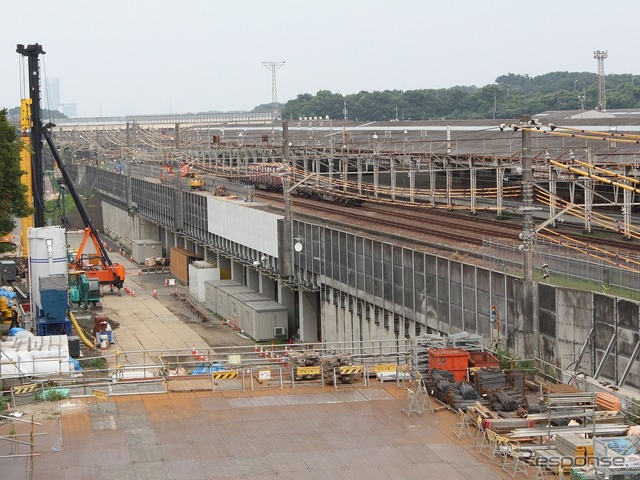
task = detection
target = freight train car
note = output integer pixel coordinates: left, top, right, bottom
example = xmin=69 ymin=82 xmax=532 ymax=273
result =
xmin=238 ymin=163 xmax=364 ymax=206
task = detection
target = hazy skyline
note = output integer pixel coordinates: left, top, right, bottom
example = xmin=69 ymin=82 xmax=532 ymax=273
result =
xmin=2 ymin=0 xmax=637 ymax=118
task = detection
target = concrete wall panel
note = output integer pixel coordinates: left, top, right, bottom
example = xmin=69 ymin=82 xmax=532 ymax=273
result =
xmin=207 ymin=197 xmax=280 ymax=258
xmin=506 ymin=277 xmax=524 ymax=354
xmin=450 ymin=262 xmax=463 ymax=331
xmin=617 ymin=299 xmax=639 ymax=331
xmin=554 ymin=288 xmax=591 ymax=371
xmin=462 ymin=264 xmax=477 ymax=332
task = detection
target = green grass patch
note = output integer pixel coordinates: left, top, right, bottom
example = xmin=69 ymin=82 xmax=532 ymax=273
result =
xmin=78 ymin=357 xmax=108 ymax=370
xmin=38 ymin=389 xmax=70 ymax=402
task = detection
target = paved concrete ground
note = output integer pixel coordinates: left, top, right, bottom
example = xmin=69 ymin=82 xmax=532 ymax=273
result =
xmin=0 ymin=251 xmax=530 ymax=479
xmin=0 ymin=386 xmax=530 ymax=480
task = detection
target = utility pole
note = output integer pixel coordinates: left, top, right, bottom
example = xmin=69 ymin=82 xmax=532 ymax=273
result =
xmin=520 ymin=115 xmax=538 ymax=360
xmin=262 ymin=61 xmax=285 ymax=121
xmin=17 ymin=43 xmax=45 ymax=228
xmin=521 ymin=115 xmax=534 ymax=283
xmin=279 ymin=121 xmax=293 ymax=279
xmin=594 ymin=50 xmax=608 ymax=111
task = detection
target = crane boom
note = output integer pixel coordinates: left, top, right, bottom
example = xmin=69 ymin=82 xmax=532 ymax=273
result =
xmin=43 ymin=128 xmax=125 ymax=290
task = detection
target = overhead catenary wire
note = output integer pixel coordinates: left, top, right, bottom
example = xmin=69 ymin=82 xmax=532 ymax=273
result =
xmin=549 ymin=124 xmax=640 ymax=141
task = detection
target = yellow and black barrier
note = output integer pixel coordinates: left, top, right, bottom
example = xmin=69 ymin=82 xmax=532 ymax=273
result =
xmin=333 ymin=365 xmax=365 ymax=389
xmin=212 ymin=370 xmax=238 ymax=380
xmin=209 ymin=369 xmax=243 ymax=393
xmin=10 ymin=383 xmax=41 ymax=406
xmin=291 ymin=365 xmax=324 ymax=388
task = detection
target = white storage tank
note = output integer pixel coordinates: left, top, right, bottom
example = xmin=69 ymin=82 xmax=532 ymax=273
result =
xmin=241 ymin=300 xmax=288 ymax=341
xmin=28 ymin=226 xmax=67 ymax=313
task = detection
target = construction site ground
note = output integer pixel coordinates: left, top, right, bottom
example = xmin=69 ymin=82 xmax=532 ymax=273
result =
xmin=0 ymin=252 xmax=530 ymax=479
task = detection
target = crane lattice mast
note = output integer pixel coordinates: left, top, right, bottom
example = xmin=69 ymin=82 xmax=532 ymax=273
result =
xmin=262 ymin=61 xmax=285 ymax=121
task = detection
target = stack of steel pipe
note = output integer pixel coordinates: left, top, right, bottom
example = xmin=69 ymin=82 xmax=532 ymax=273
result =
xmin=459 ymin=381 xmax=479 ymax=400
xmin=491 ymin=387 xmax=528 ymax=412
xmin=473 ymin=367 xmax=507 ymax=393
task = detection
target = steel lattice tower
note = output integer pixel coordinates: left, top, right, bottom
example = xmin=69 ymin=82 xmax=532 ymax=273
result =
xmin=262 ymin=61 xmax=285 ymax=120
xmin=594 ymin=50 xmax=608 ymax=111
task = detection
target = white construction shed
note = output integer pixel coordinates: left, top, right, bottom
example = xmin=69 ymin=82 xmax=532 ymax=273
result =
xmin=189 ymin=261 xmax=220 ymax=302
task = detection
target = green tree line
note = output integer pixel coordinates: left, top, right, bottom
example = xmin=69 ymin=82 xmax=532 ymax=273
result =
xmin=278 ymin=72 xmax=640 ymax=121
xmin=0 ymin=109 xmax=31 ymax=237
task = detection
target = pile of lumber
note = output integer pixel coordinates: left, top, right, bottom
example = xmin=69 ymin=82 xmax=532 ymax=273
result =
xmin=556 ymin=433 xmax=594 ymax=464
xmin=466 ymin=401 xmax=499 ymax=424
xmin=287 ymin=350 xmax=321 ymax=367
xmin=144 ymin=256 xmax=170 ymax=267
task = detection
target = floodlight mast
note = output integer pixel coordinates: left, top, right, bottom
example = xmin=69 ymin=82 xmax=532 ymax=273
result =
xmin=262 ymin=61 xmax=285 ymax=121
xmin=594 ymin=50 xmax=608 ymax=111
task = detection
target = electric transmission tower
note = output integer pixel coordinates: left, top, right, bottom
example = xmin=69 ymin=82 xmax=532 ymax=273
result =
xmin=262 ymin=61 xmax=285 ymax=120
xmin=594 ymin=50 xmax=608 ymax=111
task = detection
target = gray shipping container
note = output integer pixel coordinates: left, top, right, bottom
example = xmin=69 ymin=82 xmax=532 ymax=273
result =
xmin=241 ymin=300 xmax=288 ymax=342
xmin=215 ymin=285 xmax=253 ymax=320
xmin=228 ymin=291 xmax=270 ymax=327
xmin=0 ymin=260 xmax=17 ymax=283
xmin=132 ymin=239 xmax=163 ymax=264
xmin=204 ymin=279 xmax=241 ymax=314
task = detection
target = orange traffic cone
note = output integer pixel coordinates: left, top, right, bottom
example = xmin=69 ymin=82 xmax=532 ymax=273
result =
xmin=259 ymin=347 xmax=265 ymax=357
xmin=192 ymin=345 xmax=197 ymax=356
xmin=254 ymin=345 xmax=259 ymax=353
xmin=152 ymin=289 xmax=157 ymax=298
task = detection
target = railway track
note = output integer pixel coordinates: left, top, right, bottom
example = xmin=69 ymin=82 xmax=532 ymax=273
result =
xmin=255 ymin=191 xmax=640 ymax=258
xmin=256 ymin=191 xmax=507 ymax=247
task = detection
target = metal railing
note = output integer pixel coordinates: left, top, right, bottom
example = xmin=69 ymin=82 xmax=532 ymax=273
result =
xmin=484 ymin=238 xmax=640 ymax=297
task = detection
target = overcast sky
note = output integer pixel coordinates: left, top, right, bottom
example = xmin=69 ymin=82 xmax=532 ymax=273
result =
xmin=2 ymin=0 xmax=637 ymax=118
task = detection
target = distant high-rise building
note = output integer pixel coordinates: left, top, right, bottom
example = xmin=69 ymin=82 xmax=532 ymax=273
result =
xmin=59 ymin=103 xmax=77 ymax=118
xmin=47 ymin=77 xmax=61 ymax=111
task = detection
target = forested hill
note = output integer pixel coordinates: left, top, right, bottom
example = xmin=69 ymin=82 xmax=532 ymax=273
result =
xmin=275 ymin=72 xmax=640 ymax=122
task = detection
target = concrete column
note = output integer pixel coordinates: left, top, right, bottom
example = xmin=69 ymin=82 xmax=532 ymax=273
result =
xmin=259 ymin=275 xmax=276 ymax=299
xmin=246 ymin=268 xmax=260 ymax=291
xmin=231 ymin=261 xmax=244 ymax=283
xmin=278 ymin=284 xmax=296 ymax=340
xmin=299 ymin=290 xmax=319 ymax=342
